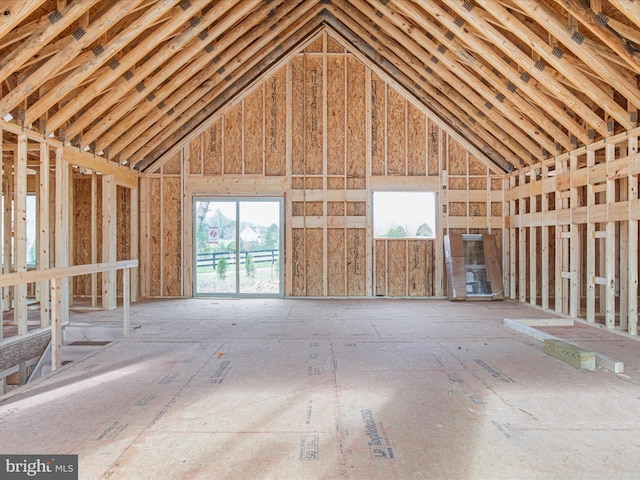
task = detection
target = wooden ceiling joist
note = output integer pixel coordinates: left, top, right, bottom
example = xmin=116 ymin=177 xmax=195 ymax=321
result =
xmin=0 ymin=0 xmax=637 ymax=173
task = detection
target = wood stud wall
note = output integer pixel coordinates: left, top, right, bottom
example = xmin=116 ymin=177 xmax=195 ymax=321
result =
xmin=505 ymin=128 xmax=640 ymax=335
xmin=147 ymin=30 xmax=502 ymax=299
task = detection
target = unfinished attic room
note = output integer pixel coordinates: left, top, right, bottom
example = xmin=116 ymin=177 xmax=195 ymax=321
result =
xmin=1 ymin=0 xmax=640 ymax=478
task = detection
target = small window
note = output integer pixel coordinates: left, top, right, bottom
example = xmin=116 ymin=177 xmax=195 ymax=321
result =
xmin=373 ymin=192 xmax=436 ymax=239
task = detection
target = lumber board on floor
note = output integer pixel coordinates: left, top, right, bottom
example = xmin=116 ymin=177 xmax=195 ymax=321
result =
xmin=544 ymin=339 xmax=595 ymax=370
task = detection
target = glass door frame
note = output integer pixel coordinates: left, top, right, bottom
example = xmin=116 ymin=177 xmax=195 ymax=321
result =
xmin=193 ymin=196 xmax=284 ymax=298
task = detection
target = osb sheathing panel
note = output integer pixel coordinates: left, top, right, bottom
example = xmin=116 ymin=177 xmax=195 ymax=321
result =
xmin=162 ymin=152 xmax=181 ymax=175
xmin=427 ymin=122 xmax=440 ymax=176
xmin=224 ymin=103 xmax=243 ymax=174
xmin=408 ymin=103 xmax=427 ymax=176
xmin=408 ymin=240 xmax=428 ymax=297
xmin=73 ymin=177 xmax=102 ymax=296
xmin=387 ymin=240 xmax=407 ymax=296
xmin=292 ymin=56 xmax=304 ymax=175
xmin=244 ymin=88 xmax=264 ymax=175
xmin=448 ymin=138 xmax=467 ymax=175
xmin=292 ymin=228 xmax=305 ymax=296
xmin=305 ymin=228 xmax=323 ymax=296
xmin=162 ymin=177 xmax=182 ymax=296
xmin=305 ymin=56 xmax=323 ymax=175
xmin=347 ymin=228 xmax=366 ymax=295
xmin=327 ymin=56 xmax=345 ymax=176
xmin=265 ymin=69 xmax=286 ymax=176
xmin=346 ymin=57 xmax=366 ymax=179
xmin=203 ymin=120 xmax=222 ymax=176
xmin=116 ymin=186 xmax=131 ymax=295
xmin=169 ymin=34 xmax=504 ymax=298
xmin=189 ymin=133 xmax=202 ymax=175
xmin=375 ymin=240 xmax=386 ymax=296
xmin=371 ymin=74 xmax=385 ymax=175
xmin=327 ymin=229 xmax=346 ymax=296
xmin=148 ymin=178 xmax=162 ymax=296
xmin=386 ymin=89 xmax=406 ymax=176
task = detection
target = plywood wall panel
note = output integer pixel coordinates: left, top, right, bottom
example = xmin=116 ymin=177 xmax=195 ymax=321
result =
xmin=292 ymin=56 xmax=305 ymax=175
xmin=327 ymin=36 xmax=344 ymax=53
xmin=408 ymin=240 xmax=427 ymax=296
xmin=162 ymin=177 xmax=182 ymax=296
xmin=116 ymin=186 xmax=131 ymax=295
xmin=244 ymin=88 xmax=264 ymax=175
xmin=346 ymin=57 xmax=366 ymax=179
xmin=292 ymin=228 xmax=305 ymax=295
xmin=327 ymin=177 xmax=344 ymax=190
xmin=162 ymin=152 xmax=181 ymax=175
xmin=468 ymin=155 xmax=487 ymax=176
xmin=148 ymin=177 xmax=162 ymax=297
xmin=327 ymin=55 xmax=345 ymax=176
xmin=327 ymin=229 xmax=346 ymax=296
xmin=73 ymin=177 xmax=92 ymax=295
xmin=305 ymin=228 xmax=323 ymax=296
xmin=347 ymin=228 xmax=366 ymax=295
xmin=448 ymin=138 xmax=467 ymax=175
xmin=306 ymin=36 xmax=323 ymax=53
xmin=375 ymin=239 xmax=386 ymax=296
xmin=428 ymin=122 xmax=440 ymax=176
xmin=386 ymin=89 xmax=406 ymax=176
xmin=387 ymin=240 xmax=407 ymax=296
xmin=305 ymin=56 xmax=323 ymax=175
xmin=203 ymin=121 xmax=222 ymax=176
xmin=407 ymin=103 xmax=426 ymax=176
xmin=371 ymin=75 xmax=385 ymax=175
xmin=328 ymin=201 xmax=345 ymax=216
xmin=189 ymin=133 xmax=202 ymax=175
xmin=224 ymin=103 xmax=243 ymax=174
xmin=265 ymin=68 xmax=287 ymax=176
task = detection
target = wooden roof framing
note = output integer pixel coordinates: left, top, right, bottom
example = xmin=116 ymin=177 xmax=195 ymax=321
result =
xmin=0 ymin=0 xmax=638 ymax=173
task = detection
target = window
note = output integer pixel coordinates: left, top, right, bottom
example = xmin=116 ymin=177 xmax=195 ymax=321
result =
xmin=373 ymin=192 xmax=436 ymax=238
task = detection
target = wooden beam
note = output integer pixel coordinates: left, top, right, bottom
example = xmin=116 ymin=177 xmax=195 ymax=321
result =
xmin=54 ymin=148 xmax=69 ymax=325
xmin=14 ymin=134 xmax=28 ymax=335
xmin=24 ymin=0 xmax=181 ymax=127
xmin=444 ymin=0 xmax=606 ymax=140
xmin=343 ymin=0 xmax=544 ymax=158
xmin=84 ymin=0 xmax=264 ymax=151
xmin=554 ymin=0 xmax=640 ymax=73
xmin=628 ymin=133 xmax=638 ymax=335
xmin=607 ymin=0 xmax=640 ymax=32
xmin=0 ymin=1 xmax=47 ymax=40
xmin=481 ymin=0 xmax=633 ymax=130
xmin=0 ymin=0 xmax=141 ymax=118
xmin=102 ymin=174 xmax=117 ymax=309
xmin=518 ymin=1 xmax=640 ymax=111
xmin=39 ymin=142 xmax=50 ymax=328
xmin=45 ymin=0 xmax=207 ymax=135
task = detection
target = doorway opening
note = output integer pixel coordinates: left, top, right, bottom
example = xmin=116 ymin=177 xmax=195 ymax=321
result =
xmin=194 ymin=197 xmax=283 ymax=297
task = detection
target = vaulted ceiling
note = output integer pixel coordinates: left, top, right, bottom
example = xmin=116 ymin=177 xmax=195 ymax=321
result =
xmin=1 ymin=0 xmax=639 ymax=173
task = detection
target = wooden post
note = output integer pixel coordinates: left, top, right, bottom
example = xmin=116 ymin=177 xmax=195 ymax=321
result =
xmin=529 ymin=168 xmax=537 ymax=306
xmin=541 ymin=163 xmax=549 ymax=309
xmin=102 ymin=174 xmax=117 ymax=309
xmin=39 ymin=142 xmax=50 ymax=327
xmin=50 ymin=277 xmax=62 ymax=371
xmin=569 ymin=154 xmax=579 ymax=318
xmin=518 ymin=173 xmax=526 ymax=303
xmin=605 ymin=143 xmax=616 ymax=327
xmin=586 ymin=150 xmax=596 ymax=322
xmin=91 ymin=171 xmax=98 ymax=308
xmin=54 ymin=148 xmax=69 ymax=325
xmin=509 ymin=174 xmax=517 ymax=299
xmin=628 ymin=134 xmax=638 ymax=335
xmin=554 ymin=159 xmax=563 ymax=313
xmin=0 ymin=125 xmax=2 ymax=337
xmin=15 ymin=134 xmax=28 ymax=335
xmin=123 ymin=267 xmax=130 ymax=335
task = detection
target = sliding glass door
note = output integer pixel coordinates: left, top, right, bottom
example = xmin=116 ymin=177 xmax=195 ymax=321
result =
xmin=194 ymin=197 xmax=283 ymax=297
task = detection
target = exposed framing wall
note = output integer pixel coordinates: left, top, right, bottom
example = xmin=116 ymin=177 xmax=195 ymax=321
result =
xmin=505 ymin=128 xmax=639 ymax=335
xmin=144 ymin=29 xmax=503 ymax=298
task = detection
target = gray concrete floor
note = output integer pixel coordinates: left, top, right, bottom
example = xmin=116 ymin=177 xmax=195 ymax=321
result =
xmin=1 ymin=298 xmax=640 ymax=479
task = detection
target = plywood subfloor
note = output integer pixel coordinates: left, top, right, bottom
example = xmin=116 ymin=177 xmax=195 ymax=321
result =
xmin=1 ymin=298 xmax=640 ymax=479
